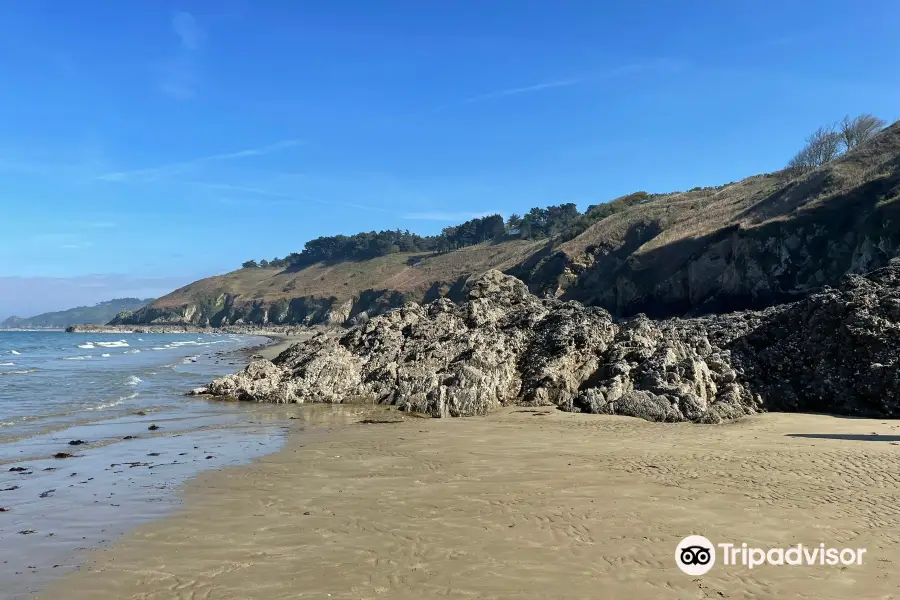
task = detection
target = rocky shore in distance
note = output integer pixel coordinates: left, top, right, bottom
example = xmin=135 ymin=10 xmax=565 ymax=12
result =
xmin=65 ymin=323 xmax=319 ymax=336
xmin=192 ymin=263 xmax=900 ymax=423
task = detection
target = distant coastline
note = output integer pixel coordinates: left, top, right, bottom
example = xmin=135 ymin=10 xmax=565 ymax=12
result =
xmin=64 ymin=323 xmax=319 ymax=335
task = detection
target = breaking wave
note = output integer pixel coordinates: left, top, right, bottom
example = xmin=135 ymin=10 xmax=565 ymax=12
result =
xmin=95 ymin=340 xmax=129 ymax=348
xmin=77 ymin=342 xmax=95 ymax=349
xmin=125 ymin=375 xmax=143 ymax=386
xmin=85 ymin=392 xmax=137 ymax=411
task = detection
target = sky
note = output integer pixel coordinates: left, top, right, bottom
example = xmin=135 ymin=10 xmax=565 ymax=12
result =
xmin=1 ymin=0 xmax=899 ymax=318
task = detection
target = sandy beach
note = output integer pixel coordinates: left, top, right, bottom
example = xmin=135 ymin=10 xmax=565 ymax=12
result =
xmin=255 ymin=331 xmax=322 ymax=361
xmin=37 ymin=406 xmax=900 ymax=599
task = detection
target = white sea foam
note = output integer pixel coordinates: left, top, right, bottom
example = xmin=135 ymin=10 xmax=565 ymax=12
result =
xmin=124 ymin=349 xmax=141 ymax=354
xmin=101 ymin=353 xmax=111 ymax=357
xmin=77 ymin=342 xmax=95 ymax=349
xmin=85 ymin=392 xmax=137 ymax=411
xmin=10 ymin=350 xmax=21 ymax=355
xmin=0 ymin=362 xmax=14 ymax=366
xmin=170 ymin=340 xmax=200 ymax=347
xmin=125 ymin=375 xmax=143 ymax=386
xmin=95 ymin=340 xmax=129 ymax=348
xmin=64 ymin=355 xmax=92 ymax=360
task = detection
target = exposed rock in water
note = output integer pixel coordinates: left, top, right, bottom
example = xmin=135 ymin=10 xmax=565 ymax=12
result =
xmin=192 ymin=264 xmax=900 ymax=423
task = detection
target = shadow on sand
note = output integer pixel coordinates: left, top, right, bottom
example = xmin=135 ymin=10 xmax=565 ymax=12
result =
xmin=787 ymin=433 xmax=900 ymax=442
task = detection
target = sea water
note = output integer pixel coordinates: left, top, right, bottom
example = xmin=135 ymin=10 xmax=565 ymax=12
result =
xmin=0 ymin=331 xmax=290 ymax=598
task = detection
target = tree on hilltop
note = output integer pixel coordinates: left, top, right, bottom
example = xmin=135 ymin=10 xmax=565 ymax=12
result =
xmin=787 ymin=125 xmax=843 ymax=172
xmin=839 ymin=114 xmax=887 ymax=150
xmin=787 ymin=113 xmax=887 ymax=173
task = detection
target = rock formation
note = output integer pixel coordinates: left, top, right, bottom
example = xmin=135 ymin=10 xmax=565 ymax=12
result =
xmin=192 ymin=262 xmax=900 ymax=422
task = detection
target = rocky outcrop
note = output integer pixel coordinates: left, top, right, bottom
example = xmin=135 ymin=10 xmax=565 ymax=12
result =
xmin=112 ymin=288 xmax=426 ymax=329
xmin=192 ymin=263 xmax=900 ymax=422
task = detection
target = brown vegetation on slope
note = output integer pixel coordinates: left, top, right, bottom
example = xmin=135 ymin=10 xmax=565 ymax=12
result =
xmin=123 ymin=240 xmax=545 ymax=326
xmin=120 ymin=122 xmax=900 ymax=327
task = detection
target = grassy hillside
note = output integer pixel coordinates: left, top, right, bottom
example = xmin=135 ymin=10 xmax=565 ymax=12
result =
xmin=543 ymin=121 xmax=900 ymax=316
xmin=120 ymin=121 xmax=900 ymax=327
xmin=116 ymin=241 xmax=544 ymax=326
xmin=2 ymin=298 xmax=153 ymax=329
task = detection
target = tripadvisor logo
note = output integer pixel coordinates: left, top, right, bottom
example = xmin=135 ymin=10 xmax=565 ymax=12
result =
xmin=675 ymin=535 xmax=866 ymax=575
xmin=676 ymin=535 xmax=716 ymax=575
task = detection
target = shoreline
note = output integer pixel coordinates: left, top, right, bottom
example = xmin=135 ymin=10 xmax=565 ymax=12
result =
xmin=39 ymin=408 xmax=900 ymax=599
xmin=63 ymin=324 xmax=329 ymax=336
xmin=0 ymin=331 xmax=290 ymax=599
xmin=235 ymin=330 xmax=320 ymax=362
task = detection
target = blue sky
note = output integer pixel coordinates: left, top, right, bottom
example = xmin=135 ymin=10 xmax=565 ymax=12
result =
xmin=1 ymin=0 xmax=899 ymax=317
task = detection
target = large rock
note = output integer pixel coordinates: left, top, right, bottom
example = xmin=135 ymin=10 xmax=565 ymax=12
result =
xmin=195 ymin=264 xmax=900 ymax=422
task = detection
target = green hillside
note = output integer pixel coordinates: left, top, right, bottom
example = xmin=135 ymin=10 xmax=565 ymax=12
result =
xmin=1 ymin=298 xmax=154 ymax=329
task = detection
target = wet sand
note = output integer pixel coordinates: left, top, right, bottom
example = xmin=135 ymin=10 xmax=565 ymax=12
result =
xmin=40 ymin=407 xmax=900 ymax=599
xmin=0 ymin=333 xmax=290 ymax=599
xmin=255 ymin=331 xmax=322 ymax=361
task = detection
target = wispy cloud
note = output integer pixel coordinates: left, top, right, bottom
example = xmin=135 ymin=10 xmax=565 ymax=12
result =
xmin=461 ymin=78 xmax=584 ymax=105
xmin=172 ymin=11 xmax=204 ymax=51
xmin=403 ymin=211 xmax=498 ymax=221
xmin=432 ymin=60 xmax=678 ymax=113
xmin=160 ymin=11 xmax=204 ymax=100
xmin=95 ymin=140 xmax=301 ymax=183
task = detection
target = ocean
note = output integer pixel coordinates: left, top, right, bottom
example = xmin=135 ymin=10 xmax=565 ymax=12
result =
xmin=0 ymin=331 xmax=290 ymax=599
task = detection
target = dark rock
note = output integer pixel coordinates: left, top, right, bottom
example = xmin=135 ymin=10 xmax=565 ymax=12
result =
xmin=68 ymin=440 xmax=87 ymax=446
xmin=39 ymin=489 xmax=55 ymax=498
xmin=18 ymin=530 xmax=36 ymax=535
xmin=9 ymin=467 xmax=27 ymax=472
xmin=123 ymin=435 xmax=137 ymax=440
xmin=147 ymin=424 xmax=160 ymax=431
xmin=196 ymin=266 xmax=900 ymax=422
xmin=52 ymin=453 xmax=73 ymax=459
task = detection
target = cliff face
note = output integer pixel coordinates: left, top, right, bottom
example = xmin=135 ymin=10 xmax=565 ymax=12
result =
xmin=120 ymin=123 xmax=900 ymax=328
xmin=112 ymin=242 xmax=541 ymax=328
xmin=192 ymin=263 xmax=900 ymax=422
xmin=529 ymin=122 xmax=900 ymax=316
